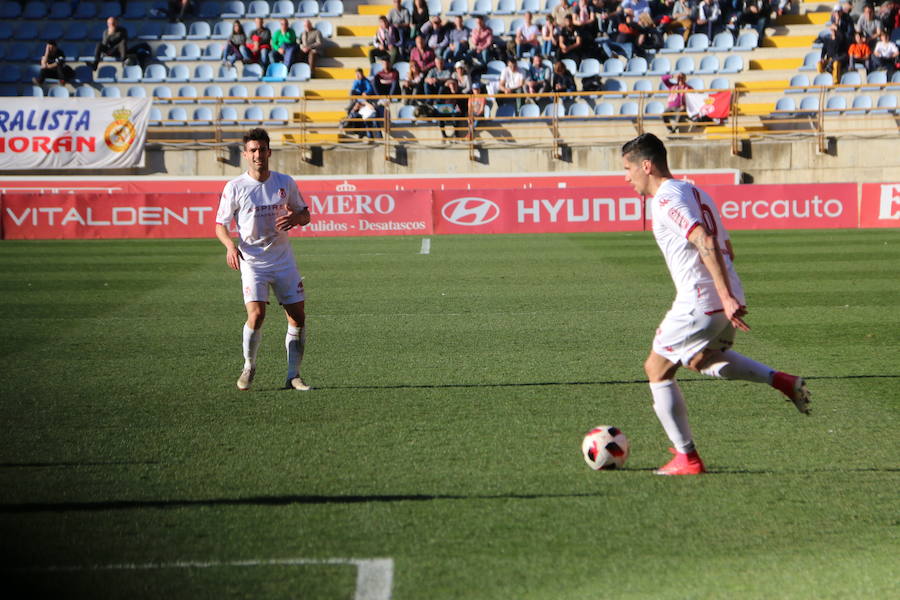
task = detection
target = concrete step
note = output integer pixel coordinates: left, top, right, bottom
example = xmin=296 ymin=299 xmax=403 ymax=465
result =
xmin=761 ymin=34 xmax=818 ymax=48
xmin=750 ymin=57 xmax=805 ymax=70
xmin=777 ymin=12 xmax=831 ymax=25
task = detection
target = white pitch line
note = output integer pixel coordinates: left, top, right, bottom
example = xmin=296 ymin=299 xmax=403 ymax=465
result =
xmin=12 ymin=557 xmax=394 ymax=600
xmin=420 ymin=237 xmax=431 ymax=255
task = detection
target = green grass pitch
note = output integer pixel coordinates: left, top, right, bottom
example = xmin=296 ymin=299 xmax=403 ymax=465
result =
xmin=0 ymin=229 xmax=898 ymax=599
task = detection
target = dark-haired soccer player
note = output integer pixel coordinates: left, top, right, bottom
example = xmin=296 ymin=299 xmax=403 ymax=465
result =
xmin=621 ymin=133 xmax=811 ymax=476
xmin=215 ymin=128 xmax=312 ymax=391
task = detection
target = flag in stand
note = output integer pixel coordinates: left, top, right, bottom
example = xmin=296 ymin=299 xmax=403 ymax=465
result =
xmin=685 ymin=90 xmax=732 ymax=120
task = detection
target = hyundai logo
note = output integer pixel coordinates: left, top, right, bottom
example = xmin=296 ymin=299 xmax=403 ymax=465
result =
xmin=441 ymin=197 xmax=500 ymax=226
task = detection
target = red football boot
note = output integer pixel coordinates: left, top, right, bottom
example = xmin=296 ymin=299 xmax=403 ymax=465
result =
xmin=771 ymin=372 xmax=812 ymax=416
xmin=654 ymin=448 xmax=706 ymax=476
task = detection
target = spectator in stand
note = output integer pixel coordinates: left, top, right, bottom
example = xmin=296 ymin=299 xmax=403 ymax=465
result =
xmin=33 ymin=40 xmax=74 ymax=86
xmin=410 ymin=34 xmax=437 ymax=74
xmin=876 ymin=1 xmax=899 ymax=35
xmin=829 ymin=5 xmax=855 ymax=42
xmin=272 ymin=18 xmax=300 ymax=71
xmin=444 ymin=15 xmax=470 ymax=64
xmin=515 ymin=11 xmax=541 ymax=58
xmin=663 ymin=0 xmax=694 ymax=42
xmin=621 ymin=0 xmax=651 ymax=18
xmin=467 ymin=80 xmax=487 ymax=139
xmin=525 ymin=54 xmax=552 ymax=94
xmin=614 ymin=10 xmax=644 ymax=58
xmin=223 ymin=20 xmax=251 ymax=65
xmin=387 ymin=0 xmax=412 ymax=47
xmin=498 ymin=57 xmax=526 ymax=101
xmin=349 ymin=66 xmax=375 ymax=99
xmin=370 ymin=16 xmax=403 ymax=64
xmin=739 ymin=0 xmax=771 ymax=42
xmin=847 ymin=30 xmax=873 ymax=71
xmin=248 ymin=17 xmax=273 ymax=69
xmin=424 ymin=56 xmax=453 ymax=95
xmin=421 ymin=15 xmax=450 ymax=58
xmin=573 ymin=0 xmax=598 ymax=40
xmin=470 ymin=15 xmax=495 ymax=66
xmin=552 ymin=0 xmax=573 ymax=28
xmin=401 ymin=61 xmax=425 ymax=99
xmin=90 ymin=16 xmax=128 ymax=71
xmin=696 ymin=0 xmax=723 ymax=40
xmin=558 ymin=14 xmax=584 ymax=61
xmin=297 ymin=20 xmax=323 ymax=73
xmin=551 ymin=59 xmax=576 ymax=94
xmin=373 ymin=58 xmax=400 ymax=96
xmin=773 ymin=0 xmax=792 ymax=18
xmin=856 ymin=4 xmax=882 ymax=46
xmin=167 ymin=0 xmax=192 ymax=22
xmin=848 ymin=0 xmax=866 ymax=22
xmin=452 ymin=60 xmax=472 ymax=93
xmin=661 ymin=72 xmax=691 ymax=132
xmin=541 ymin=14 xmax=559 ymax=58
xmin=411 ymin=0 xmax=430 ymax=40
xmin=818 ymin=23 xmax=848 ymax=80
xmin=872 ymin=30 xmax=899 ymax=76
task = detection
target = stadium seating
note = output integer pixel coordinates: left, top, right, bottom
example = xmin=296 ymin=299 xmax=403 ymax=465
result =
xmin=720 ymin=55 xmax=744 ymax=74
xmin=226 ymin=84 xmax=250 ymax=103
xmin=872 ymin=94 xmax=898 ymax=114
xmin=495 ymin=0 xmax=516 ymax=15
xmin=824 ymin=95 xmax=846 ymax=113
xmin=102 ymin=86 xmax=122 ymax=98
xmin=685 ymin=33 xmax=709 ymax=53
xmin=219 ymin=106 xmax=239 ymax=125
xmin=271 ymin=1 xmax=296 ymax=18
xmin=628 ymin=79 xmax=652 ymax=97
xmin=216 ymin=65 xmax=239 ymax=82
xmin=201 ymin=84 xmax=225 ymax=103
xmin=296 ymin=0 xmax=320 ymax=17
xmin=167 ymin=107 xmax=189 ymax=125
xmin=221 ymin=1 xmax=247 ymax=18
xmin=518 ymin=102 xmax=540 ymax=118
xmin=76 ymin=85 xmax=97 ymax=97
xmin=787 ymin=73 xmax=810 ymax=93
xmin=187 ymin=21 xmax=213 ymax=40
xmin=194 ymin=64 xmax=215 ymax=82
xmin=319 ymin=0 xmax=344 ymax=17
xmin=265 ymin=106 xmax=290 ymax=125
xmin=127 ymin=86 xmax=148 ymax=98
xmin=241 ymin=105 xmax=265 ymax=124
xmin=178 ymin=44 xmax=202 ymax=61
xmin=845 ymin=95 xmax=872 ymax=114
xmin=153 ymin=85 xmax=173 ymax=101
xmin=148 ymin=106 xmax=162 ymax=126
xmin=252 ymin=83 xmax=276 ymax=103
xmin=247 ymin=0 xmax=271 ymax=18
xmin=175 ymin=85 xmax=199 ymax=103
xmin=674 ymin=56 xmax=695 ymax=75
xmin=624 ymin=57 xmax=647 ymax=76
xmin=861 ymin=70 xmax=887 ymax=91
xmin=644 ymin=100 xmax=665 ymax=118
xmin=193 ymin=106 xmax=215 ymax=125
xmin=263 ymin=63 xmax=289 ymax=82
xmin=567 ymin=101 xmax=591 ymax=117
xmin=167 ymin=64 xmax=191 ymax=83
xmin=279 ymin=84 xmax=302 ymax=102
xmin=661 ymin=35 xmax=685 ymax=54
xmin=647 ymin=56 xmax=671 ymax=76
xmin=696 ymin=56 xmax=719 ymax=75
xmin=287 ymin=63 xmax=311 ymax=81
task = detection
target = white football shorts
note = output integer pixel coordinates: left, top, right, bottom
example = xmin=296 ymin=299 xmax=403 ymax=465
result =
xmin=652 ymin=303 xmax=736 ymax=365
xmin=239 ymin=262 xmax=305 ymax=305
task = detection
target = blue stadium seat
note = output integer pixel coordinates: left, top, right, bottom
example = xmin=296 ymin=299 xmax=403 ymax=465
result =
xmin=628 ymin=78 xmax=652 ymax=97
xmin=295 ymin=0 xmax=319 ymax=17
xmin=204 ymin=42 xmax=226 ymax=60
xmin=674 ymin=56 xmax=695 ymax=74
xmin=23 ymin=1 xmax=48 ymax=19
xmin=720 ymin=55 xmax=743 ymax=74
xmin=14 ymin=22 xmax=38 ymax=41
xmin=161 ymin=22 xmax=187 ymax=40
xmin=71 ymin=65 xmax=92 ymax=84
xmin=446 ymin=0 xmax=468 ymax=17
xmin=101 ymin=86 xmax=121 ymax=98
xmin=167 ymin=64 xmax=191 ymax=83
xmin=215 ymin=65 xmax=239 ymax=82
xmin=872 ymin=94 xmax=898 ymax=114
xmin=711 ymin=32 xmax=734 ymax=51
xmin=472 ymin=0 xmax=492 ymax=14
xmin=735 ymin=31 xmax=758 ymax=51
xmin=862 ymin=69 xmax=887 ymax=90
xmin=786 ymin=74 xmax=809 ymax=93
xmin=194 ymin=64 xmax=215 ymax=82
xmin=709 ymin=76 xmax=730 ymax=90
xmin=889 ymin=71 xmax=900 ymax=91
xmin=646 ymin=56 xmax=670 ymax=76
xmin=22 ymin=65 xmax=41 ymax=83
xmin=95 ymin=65 xmax=118 ymax=83
xmin=167 ymin=106 xmax=188 ymax=126
xmin=175 ymin=85 xmax=199 ymax=103
xmin=125 ymin=1 xmax=151 ymax=18
xmin=577 ymin=58 xmax=600 ymax=79
xmin=221 ymin=1 xmax=247 ymax=18
xmin=685 ymin=33 xmax=709 ymax=53
xmin=263 ymin=62 xmax=288 ymax=82
xmin=594 ymin=101 xmax=614 ymax=116
xmin=519 ymin=0 xmax=540 ymax=13
xmin=187 ymin=21 xmax=212 ymax=40
xmin=279 ymin=83 xmax=301 ymax=102
xmin=99 ymin=1 xmax=122 ymax=17
xmin=137 ymin=21 xmax=164 ymax=41
xmin=155 ymin=43 xmax=177 ymax=62
xmin=212 ymin=21 xmax=232 ymax=39
xmin=240 ymin=63 xmax=264 ymax=81
xmin=394 ymin=104 xmax=416 ymax=124
xmin=518 ymin=102 xmax=540 ymax=118
xmin=482 ymin=60 xmax=505 ymax=81
xmin=686 ymin=76 xmax=704 ymax=90
xmin=824 ymin=95 xmax=846 ymax=112
xmin=798 ymin=95 xmax=820 ymax=114
xmin=838 ymin=71 xmax=861 ymax=90
xmin=178 ymin=43 xmax=202 ymax=61
xmin=246 ymin=0 xmax=271 ymax=17
xmin=149 ymin=106 xmax=162 ymax=126
xmin=320 ymin=0 xmax=343 ymax=17
xmin=486 ymin=17 xmax=505 ymax=36
xmin=219 ymin=106 xmax=239 ymax=125
xmin=226 ymin=84 xmax=250 ymax=103
xmin=495 ymin=103 xmax=517 ymax=118
xmin=252 ymin=83 xmax=276 ymax=103
xmin=601 ymin=57 xmax=623 ymax=76
xmin=271 ymin=1 xmax=295 ymax=17
xmin=127 ymin=85 xmax=148 ymax=98
xmin=660 ymin=34 xmax=685 ymax=54
xmin=427 ymin=0 xmax=442 ymax=15
xmin=618 ymin=101 xmax=639 ymax=117
xmin=22 ymin=85 xmax=44 ymax=97
xmin=315 ymin=20 xmax=333 ymax=38
xmin=193 ymin=106 xmax=214 ymax=125
xmin=696 ymin=55 xmax=719 ymax=75
xmin=800 ymin=51 xmax=819 ymax=71
xmin=198 ymin=1 xmax=224 ymax=18
xmin=40 ymin=22 xmax=65 ymax=41
xmin=64 ymin=22 xmax=88 ymax=41
xmin=152 ymin=85 xmax=173 ymax=101
xmin=601 ymin=78 xmax=625 ymax=97
xmin=120 ymin=64 xmax=143 ymax=83
xmin=845 ymin=95 xmax=872 ymax=114
xmin=0 ymin=2 xmax=22 ymax=18
xmin=812 ymin=73 xmax=833 ymax=87
xmin=287 ymin=62 xmax=311 ymax=81
xmin=624 ymin=56 xmax=647 ymax=76
xmin=201 ymin=84 xmax=225 ymax=103
xmin=241 ymin=105 xmax=265 ymax=124
xmin=644 ymin=100 xmax=665 ymax=118
xmin=265 ymin=106 xmax=290 ymax=125
xmin=495 ymin=0 xmax=516 ymax=15
xmin=566 ymin=101 xmax=591 ymax=117
xmin=774 ymin=96 xmax=796 ymax=112
xmin=48 ymin=85 xmax=70 ymax=98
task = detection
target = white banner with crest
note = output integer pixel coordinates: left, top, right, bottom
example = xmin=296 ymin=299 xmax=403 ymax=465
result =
xmin=0 ymin=97 xmax=150 ymax=170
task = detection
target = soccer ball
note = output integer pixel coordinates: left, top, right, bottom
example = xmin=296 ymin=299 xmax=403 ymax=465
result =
xmin=582 ymin=426 xmax=630 ymax=470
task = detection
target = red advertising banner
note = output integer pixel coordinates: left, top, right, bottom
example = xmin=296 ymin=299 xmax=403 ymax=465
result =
xmin=859 ymin=183 xmax=900 ymax=228
xmin=2 ymin=193 xmax=218 ymax=239
xmin=703 ymin=183 xmax=859 ymax=230
xmin=293 ymin=189 xmax=432 ymax=237
xmin=433 ymin=186 xmax=644 ymax=235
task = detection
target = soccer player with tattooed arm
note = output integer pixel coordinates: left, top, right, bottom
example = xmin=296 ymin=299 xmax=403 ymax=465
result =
xmin=215 ymin=128 xmax=312 ymax=392
xmin=620 ymin=133 xmax=812 ymax=476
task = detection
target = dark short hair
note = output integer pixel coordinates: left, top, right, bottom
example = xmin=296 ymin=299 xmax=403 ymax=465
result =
xmin=621 ymin=133 xmax=668 ymax=169
xmin=243 ymin=128 xmax=270 ymax=148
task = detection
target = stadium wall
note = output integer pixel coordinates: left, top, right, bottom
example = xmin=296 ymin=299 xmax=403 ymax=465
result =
xmin=134 ymin=137 xmax=899 ymax=185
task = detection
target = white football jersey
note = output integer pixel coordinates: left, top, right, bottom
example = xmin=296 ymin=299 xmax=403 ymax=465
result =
xmin=216 ymin=171 xmax=308 ymax=269
xmin=651 ymin=178 xmax=744 ymax=312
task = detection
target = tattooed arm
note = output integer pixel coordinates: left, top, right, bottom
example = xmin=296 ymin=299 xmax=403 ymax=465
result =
xmin=688 ymin=225 xmax=750 ymax=331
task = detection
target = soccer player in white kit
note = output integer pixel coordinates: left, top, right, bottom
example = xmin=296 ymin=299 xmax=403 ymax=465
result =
xmin=215 ymin=128 xmax=312 ymax=391
xmin=621 ymin=133 xmax=811 ymax=476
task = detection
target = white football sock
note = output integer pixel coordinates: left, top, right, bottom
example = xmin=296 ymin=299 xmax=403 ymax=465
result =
xmin=650 ymin=380 xmax=695 ymax=454
xmin=243 ymin=324 xmax=262 ymax=369
xmin=285 ymin=324 xmax=305 ymax=379
xmin=699 ymin=350 xmax=774 ymax=384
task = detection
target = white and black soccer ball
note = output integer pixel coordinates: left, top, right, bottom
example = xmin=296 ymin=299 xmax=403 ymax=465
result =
xmin=582 ymin=426 xmax=630 ymax=470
